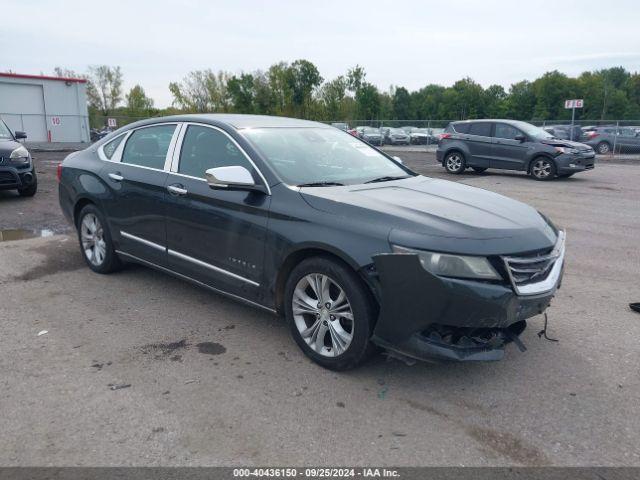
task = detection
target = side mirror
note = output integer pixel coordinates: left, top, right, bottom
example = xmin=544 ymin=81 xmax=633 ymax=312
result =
xmin=392 ymin=155 xmax=403 ymax=165
xmin=205 ymin=165 xmax=264 ymax=192
xmin=514 ymin=134 xmax=526 ymax=142
xmin=14 ymin=131 xmax=27 ymax=140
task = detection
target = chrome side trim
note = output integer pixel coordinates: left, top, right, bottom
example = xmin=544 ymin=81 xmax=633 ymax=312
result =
xmin=503 ymin=230 xmax=566 ymax=296
xmin=115 ymin=250 xmax=275 ymax=313
xmin=167 ymin=248 xmax=259 ymax=287
xmin=120 ymin=231 xmax=166 ymax=252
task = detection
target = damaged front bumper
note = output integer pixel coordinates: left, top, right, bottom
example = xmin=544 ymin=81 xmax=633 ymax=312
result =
xmin=370 ymin=251 xmax=563 ymax=363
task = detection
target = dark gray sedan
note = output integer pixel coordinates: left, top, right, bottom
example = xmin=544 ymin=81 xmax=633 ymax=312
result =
xmin=58 ymin=114 xmax=565 ymax=369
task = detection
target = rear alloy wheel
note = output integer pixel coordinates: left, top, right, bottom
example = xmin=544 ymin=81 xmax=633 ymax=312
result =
xmin=444 ymin=152 xmax=465 ymax=174
xmin=596 ymin=142 xmax=611 ymax=154
xmin=530 ymin=157 xmax=557 ymax=181
xmin=77 ymin=205 xmax=123 ymax=274
xmin=285 ymin=257 xmax=377 ymax=370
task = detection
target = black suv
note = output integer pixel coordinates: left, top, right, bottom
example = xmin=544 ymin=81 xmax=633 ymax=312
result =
xmin=437 ymin=119 xmax=595 ymax=180
xmin=0 ymin=119 xmax=37 ymax=196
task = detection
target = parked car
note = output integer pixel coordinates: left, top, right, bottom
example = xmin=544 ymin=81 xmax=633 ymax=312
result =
xmin=360 ymin=127 xmax=383 ymax=146
xmin=331 ymin=122 xmax=349 ymax=131
xmin=437 ymin=119 xmax=595 ymax=180
xmin=58 ymin=114 xmax=566 ymax=369
xmin=581 ymin=126 xmax=640 ymax=154
xmin=409 ymin=128 xmax=431 ymax=144
xmin=0 ymin=119 xmax=37 ymax=197
xmin=384 ymin=127 xmax=410 ymax=145
xmin=90 ymin=127 xmax=114 ymax=142
xmin=542 ymin=124 xmax=583 ymax=141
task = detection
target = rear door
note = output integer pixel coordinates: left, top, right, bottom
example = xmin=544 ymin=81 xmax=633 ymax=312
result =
xmin=163 ymin=123 xmax=271 ymax=303
xmin=462 ymin=122 xmax=493 ymax=168
xmin=491 ymin=122 xmax=529 ymax=170
xmin=99 ymin=123 xmax=179 ymax=266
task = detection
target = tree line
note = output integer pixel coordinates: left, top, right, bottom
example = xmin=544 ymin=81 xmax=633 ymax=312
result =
xmin=53 ymin=62 xmax=640 ymax=127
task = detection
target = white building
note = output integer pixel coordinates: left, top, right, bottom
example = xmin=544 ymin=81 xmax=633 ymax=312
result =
xmin=0 ymin=72 xmax=90 ymax=143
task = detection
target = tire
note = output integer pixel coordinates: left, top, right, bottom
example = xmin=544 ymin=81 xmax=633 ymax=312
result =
xmin=443 ymin=151 xmax=466 ymax=174
xmin=471 ymin=167 xmax=487 ymax=174
xmin=284 ymin=256 xmax=377 ymax=371
xmin=17 ymin=173 xmax=37 ymax=197
xmin=76 ymin=204 xmax=123 ymax=274
xmin=530 ymin=157 xmax=557 ymax=181
xmin=596 ymin=142 xmax=611 ymax=154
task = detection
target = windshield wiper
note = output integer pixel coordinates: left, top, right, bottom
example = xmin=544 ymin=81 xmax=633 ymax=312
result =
xmin=364 ymin=175 xmax=410 ymax=184
xmin=297 ymin=181 xmax=345 ymax=187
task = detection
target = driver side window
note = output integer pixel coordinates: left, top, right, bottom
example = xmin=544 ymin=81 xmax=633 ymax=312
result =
xmin=178 ymin=125 xmax=254 ymax=179
xmin=495 ymin=123 xmax=521 ymax=140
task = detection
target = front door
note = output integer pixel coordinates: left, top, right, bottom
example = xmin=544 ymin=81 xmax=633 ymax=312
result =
xmin=164 ymin=124 xmax=271 ymax=303
xmin=99 ymin=123 xmax=178 ymax=265
xmin=491 ymin=123 xmax=529 ymax=170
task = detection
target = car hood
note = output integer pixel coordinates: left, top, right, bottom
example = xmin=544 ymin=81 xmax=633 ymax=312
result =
xmin=0 ymin=139 xmax=24 ymax=156
xmin=540 ymin=138 xmax=591 ymax=150
xmin=300 ymin=176 xmax=557 ymax=255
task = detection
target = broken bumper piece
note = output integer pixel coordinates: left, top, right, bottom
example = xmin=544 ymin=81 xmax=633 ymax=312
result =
xmin=371 ymin=252 xmax=561 ymax=363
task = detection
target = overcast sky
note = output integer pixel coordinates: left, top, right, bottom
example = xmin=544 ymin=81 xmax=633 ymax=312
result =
xmin=3 ymin=0 xmax=640 ymax=108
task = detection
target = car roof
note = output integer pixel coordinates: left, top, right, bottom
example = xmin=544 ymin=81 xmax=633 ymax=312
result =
xmin=120 ymin=114 xmax=327 ymax=130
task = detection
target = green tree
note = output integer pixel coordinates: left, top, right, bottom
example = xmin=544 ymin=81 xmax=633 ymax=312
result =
xmin=392 ymin=87 xmax=411 ymax=119
xmin=227 ymin=73 xmax=256 ymax=113
xmin=86 ymin=65 xmax=123 ymax=116
xmin=505 ymin=81 xmax=535 ymax=120
xmin=356 ymin=82 xmax=381 ymax=120
xmin=126 ymin=84 xmax=154 ymax=114
xmin=286 ymin=59 xmax=323 ymax=117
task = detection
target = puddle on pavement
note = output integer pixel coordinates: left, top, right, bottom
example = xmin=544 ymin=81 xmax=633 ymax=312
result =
xmin=0 ymin=229 xmax=55 ymax=242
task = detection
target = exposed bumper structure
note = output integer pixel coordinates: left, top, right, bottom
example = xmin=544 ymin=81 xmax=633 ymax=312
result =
xmin=0 ymin=163 xmax=35 ymax=190
xmin=371 ymin=236 xmax=564 ymax=362
xmin=554 ymin=153 xmax=596 ymax=174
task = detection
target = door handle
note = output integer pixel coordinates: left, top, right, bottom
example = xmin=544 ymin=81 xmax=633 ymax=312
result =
xmin=108 ymin=173 xmax=123 ymax=182
xmin=167 ymin=184 xmax=188 ymax=196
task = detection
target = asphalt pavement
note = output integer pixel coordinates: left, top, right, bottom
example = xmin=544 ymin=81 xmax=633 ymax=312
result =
xmin=0 ymin=151 xmax=639 ymax=466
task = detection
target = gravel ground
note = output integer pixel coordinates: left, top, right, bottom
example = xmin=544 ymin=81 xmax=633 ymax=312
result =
xmin=0 ymin=151 xmax=639 ymax=466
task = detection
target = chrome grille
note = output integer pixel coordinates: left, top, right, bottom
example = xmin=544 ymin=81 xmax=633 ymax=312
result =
xmin=502 ymin=231 xmax=566 ymax=296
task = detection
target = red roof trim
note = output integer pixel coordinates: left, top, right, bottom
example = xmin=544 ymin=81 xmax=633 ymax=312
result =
xmin=0 ymin=72 xmax=87 ymax=84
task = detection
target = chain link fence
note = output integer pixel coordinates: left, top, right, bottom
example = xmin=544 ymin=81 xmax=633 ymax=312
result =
xmin=326 ymin=119 xmax=640 ymax=153
xmin=3 ymin=111 xmax=640 ymax=155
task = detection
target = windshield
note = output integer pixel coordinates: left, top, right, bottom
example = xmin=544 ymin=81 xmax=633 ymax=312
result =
xmin=362 ymin=127 xmax=379 ymax=134
xmin=511 ymin=121 xmax=554 ymax=140
xmin=0 ymin=120 xmax=14 ymax=140
xmin=241 ymin=127 xmax=411 ymax=186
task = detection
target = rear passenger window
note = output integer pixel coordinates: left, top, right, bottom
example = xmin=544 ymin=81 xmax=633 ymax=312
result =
xmin=469 ymin=123 xmax=492 ymax=137
xmin=494 ymin=124 xmax=521 ymax=140
xmin=178 ymin=125 xmax=254 ymax=179
xmin=453 ymin=123 xmax=470 ymax=134
xmin=121 ymin=124 xmax=176 ymax=170
xmin=103 ymin=135 xmax=124 ymax=159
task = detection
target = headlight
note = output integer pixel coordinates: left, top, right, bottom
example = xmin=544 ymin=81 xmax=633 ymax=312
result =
xmin=10 ymin=146 xmax=30 ymax=163
xmin=392 ymin=245 xmax=501 ymax=280
xmin=554 ymin=146 xmax=579 ymax=154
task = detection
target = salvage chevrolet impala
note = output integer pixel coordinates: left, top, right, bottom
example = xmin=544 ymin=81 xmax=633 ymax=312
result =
xmin=58 ymin=115 xmax=565 ymax=370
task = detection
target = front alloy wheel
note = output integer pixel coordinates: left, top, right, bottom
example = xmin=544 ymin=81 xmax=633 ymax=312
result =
xmin=285 ymin=257 xmax=377 ymax=370
xmin=293 ymin=274 xmax=354 ymax=357
xmin=531 ymin=158 xmax=556 ymax=181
